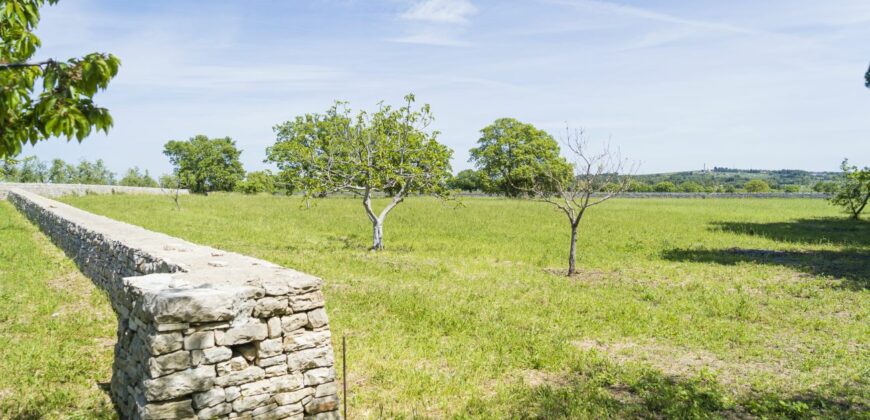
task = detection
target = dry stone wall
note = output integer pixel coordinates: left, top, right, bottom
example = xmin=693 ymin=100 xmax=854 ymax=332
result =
xmin=7 ymin=188 xmax=339 ymax=420
xmin=0 ymin=182 xmax=188 ymax=199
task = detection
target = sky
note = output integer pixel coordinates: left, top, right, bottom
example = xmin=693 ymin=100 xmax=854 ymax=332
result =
xmin=20 ymin=0 xmax=870 ymax=176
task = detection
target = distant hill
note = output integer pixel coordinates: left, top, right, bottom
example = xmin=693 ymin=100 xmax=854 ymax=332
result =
xmin=631 ymin=168 xmax=842 ymax=193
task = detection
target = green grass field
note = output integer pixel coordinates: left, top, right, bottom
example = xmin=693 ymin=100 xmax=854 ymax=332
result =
xmin=6 ymin=194 xmax=869 ymax=418
xmin=0 ymin=201 xmax=116 ymax=419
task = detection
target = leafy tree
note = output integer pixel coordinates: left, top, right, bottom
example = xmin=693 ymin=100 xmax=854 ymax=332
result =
xmin=628 ymin=181 xmax=651 ymax=192
xmin=48 ymin=158 xmax=75 ymax=183
xmin=678 ymin=181 xmax=703 ymax=193
xmin=525 ymin=127 xmax=634 ymax=276
xmin=653 ymin=181 xmax=676 ymax=192
xmin=448 ymin=169 xmax=482 ymax=192
xmin=119 ymin=167 xmax=158 ymax=187
xmin=0 ymin=0 xmax=120 ymax=158
xmin=469 ymin=118 xmax=569 ymax=197
xmin=237 ymin=170 xmax=277 ymax=194
xmin=830 ymin=159 xmax=870 ymax=220
xmin=783 ymin=185 xmax=800 ymax=193
xmin=813 ymin=181 xmax=838 ymax=194
xmin=163 ymin=135 xmax=245 ymax=194
xmin=267 ymin=94 xmax=453 ymax=250
xmin=744 ymin=179 xmax=770 ymax=193
xmin=866 ymin=63 xmax=870 ymax=88
xmin=75 ymin=159 xmax=114 ymax=184
xmin=1 ymin=157 xmax=19 ymax=180
xmin=16 ymin=155 xmax=47 ymax=182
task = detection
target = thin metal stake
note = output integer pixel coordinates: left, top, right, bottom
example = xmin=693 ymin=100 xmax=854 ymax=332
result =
xmin=342 ymin=335 xmax=347 ymax=419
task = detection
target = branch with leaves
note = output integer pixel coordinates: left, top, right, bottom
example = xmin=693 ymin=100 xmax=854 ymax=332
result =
xmin=1 ymin=0 xmax=120 ymax=158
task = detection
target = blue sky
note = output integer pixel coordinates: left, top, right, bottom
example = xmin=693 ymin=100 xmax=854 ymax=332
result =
xmin=22 ymin=0 xmax=870 ymax=175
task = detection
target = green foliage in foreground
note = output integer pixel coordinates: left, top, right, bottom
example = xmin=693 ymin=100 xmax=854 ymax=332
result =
xmin=0 ymin=0 xmax=119 ymax=158
xmin=60 ymin=194 xmax=869 ymax=418
xmin=0 ymin=202 xmax=115 ymax=418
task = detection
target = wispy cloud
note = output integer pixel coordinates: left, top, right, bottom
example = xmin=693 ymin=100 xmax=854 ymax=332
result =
xmin=548 ymin=0 xmax=756 ymax=35
xmin=401 ymin=0 xmax=477 ymax=24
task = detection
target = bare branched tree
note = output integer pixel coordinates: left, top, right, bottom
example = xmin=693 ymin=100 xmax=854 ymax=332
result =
xmin=531 ymin=127 xmax=637 ymax=276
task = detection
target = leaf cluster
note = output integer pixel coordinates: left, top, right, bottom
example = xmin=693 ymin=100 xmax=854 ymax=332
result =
xmin=266 ymin=94 xmax=453 ymax=200
xmin=1 ymin=0 xmax=119 ymax=157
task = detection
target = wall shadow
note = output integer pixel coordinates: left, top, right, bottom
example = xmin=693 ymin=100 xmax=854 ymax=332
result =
xmin=711 ymin=217 xmax=870 ymax=247
xmin=662 ymin=247 xmax=869 ymax=290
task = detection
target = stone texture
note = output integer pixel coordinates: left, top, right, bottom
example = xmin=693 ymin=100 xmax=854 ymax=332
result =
xmin=184 ymin=331 xmax=215 ymax=350
xmin=257 ymin=338 xmax=284 ymax=359
xmin=305 ymin=395 xmax=340 ymax=414
xmin=214 ymin=366 xmax=266 ymax=387
xmin=197 ymin=402 xmax=232 ymax=419
xmin=139 ymin=399 xmax=195 ymax=420
xmin=270 ymin=373 xmax=304 ymax=393
xmin=284 ymin=330 xmax=331 ymax=353
xmin=191 ymin=346 xmax=233 ymax=366
xmin=143 ymin=365 xmax=216 ymax=401
xmin=241 ymin=379 xmax=275 ymax=396
xmin=148 ymin=350 xmax=191 ymax=378
xmin=281 ymin=314 xmax=308 ymax=334
xmin=273 ymin=388 xmax=313 ymax=406
xmin=302 ymin=368 xmax=335 ymax=387
xmin=215 ymin=322 xmax=268 ymax=346
xmin=287 ymin=292 xmax=324 ymax=312
xmin=253 ymin=297 xmax=289 ymax=318
xmin=193 ymin=387 xmax=226 ymax=409
xmin=145 ymin=332 xmax=183 ymax=356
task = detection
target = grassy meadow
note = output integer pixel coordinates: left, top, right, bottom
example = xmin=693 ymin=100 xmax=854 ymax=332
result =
xmin=0 ymin=201 xmax=116 ymax=419
xmin=5 ymin=193 xmax=868 ymax=418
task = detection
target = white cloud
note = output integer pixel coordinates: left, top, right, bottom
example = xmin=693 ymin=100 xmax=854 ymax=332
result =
xmin=401 ymin=0 xmax=477 ymax=24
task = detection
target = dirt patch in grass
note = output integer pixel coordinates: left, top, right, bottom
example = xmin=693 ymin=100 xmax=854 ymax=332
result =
xmin=572 ymin=338 xmax=795 ymax=394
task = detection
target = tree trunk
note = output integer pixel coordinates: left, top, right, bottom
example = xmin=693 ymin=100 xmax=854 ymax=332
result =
xmin=567 ymin=222 xmax=579 ymax=276
xmin=371 ymin=219 xmax=384 ymax=251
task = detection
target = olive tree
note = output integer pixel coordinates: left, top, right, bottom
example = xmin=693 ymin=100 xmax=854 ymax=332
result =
xmin=267 ymin=94 xmax=452 ymax=250
xmin=1 ymin=0 xmax=119 ymax=158
xmin=830 ymin=159 xmax=870 ymax=220
xmin=529 ymin=128 xmax=634 ymax=276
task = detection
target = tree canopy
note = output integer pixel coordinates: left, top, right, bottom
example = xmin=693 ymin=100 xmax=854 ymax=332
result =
xmin=0 ymin=0 xmax=120 ymax=158
xmin=469 ymin=118 xmax=570 ymax=197
xmin=163 ymin=135 xmax=245 ymax=194
xmin=119 ymin=167 xmax=158 ymax=188
xmin=266 ymin=94 xmax=453 ymax=250
xmin=448 ymin=169 xmax=482 ymax=192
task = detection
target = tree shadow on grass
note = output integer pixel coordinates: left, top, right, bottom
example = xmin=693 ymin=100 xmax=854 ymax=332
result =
xmin=661 ymin=247 xmax=869 ymax=290
xmin=486 ymin=367 xmax=866 ymax=419
xmin=711 ymin=217 xmax=870 ymax=247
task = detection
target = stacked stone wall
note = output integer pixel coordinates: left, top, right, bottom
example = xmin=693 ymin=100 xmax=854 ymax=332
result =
xmin=7 ymin=188 xmax=339 ymax=420
xmin=0 ymin=182 xmax=188 ymax=199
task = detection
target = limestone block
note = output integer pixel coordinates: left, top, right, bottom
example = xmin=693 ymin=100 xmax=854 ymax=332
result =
xmin=256 ymin=355 xmax=285 ymax=368
xmin=266 ymin=317 xmax=282 ymax=338
xmin=214 ymin=366 xmax=266 ymax=387
xmin=287 ymin=291 xmax=324 ymax=312
xmin=262 ymin=403 xmax=303 ymax=419
xmin=304 ymin=395 xmax=339 ymax=414
xmin=265 ymin=364 xmax=288 ymax=378
xmin=315 ymin=382 xmax=337 ymax=398
xmin=280 ymin=314 xmax=308 ymax=335
xmin=240 ymin=379 xmax=275 ymax=396
xmin=145 ymin=332 xmax=183 ymax=356
xmin=215 ymin=321 xmax=268 ymax=346
xmin=306 ymin=308 xmax=329 ymax=329
xmin=253 ymin=297 xmax=289 ymax=318
xmin=184 ymin=331 xmax=215 ymax=350
xmin=232 ymin=393 xmax=272 ymax=412
xmin=270 ymin=373 xmax=304 ymax=393
xmin=303 ymin=367 xmax=335 ymax=387
xmin=287 ymin=347 xmax=334 ymax=372
xmin=273 ymin=387 xmax=312 ymax=406
xmin=283 ymin=330 xmax=331 ymax=352
xmin=193 ymin=387 xmax=226 ymax=409
xmin=257 ymin=338 xmax=284 ymax=359
xmin=225 ymin=386 xmax=241 ymax=402
xmin=197 ymin=402 xmax=232 ymax=419
xmin=191 ymin=346 xmax=233 ymax=366
xmin=139 ymin=399 xmax=195 ymax=420
xmin=217 ymin=356 xmax=249 ymax=376
xmin=143 ymin=365 xmax=216 ymax=402
xmin=148 ymin=350 xmax=191 ymax=378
